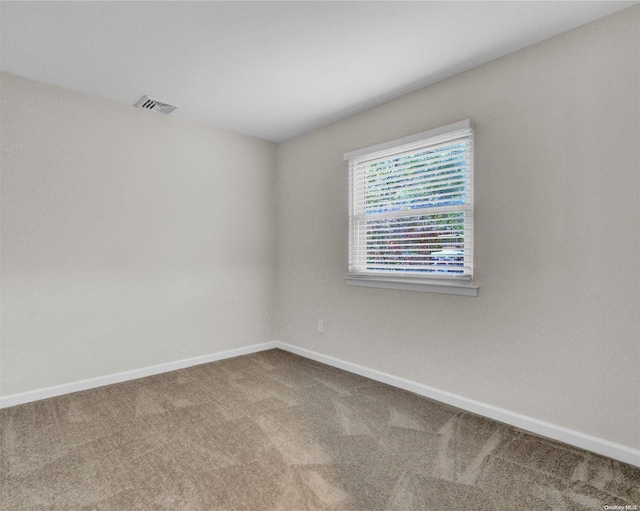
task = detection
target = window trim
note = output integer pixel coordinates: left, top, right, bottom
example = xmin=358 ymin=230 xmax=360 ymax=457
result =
xmin=344 ymin=119 xmax=477 ymax=297
xmin=345 ymin=275 xmax=478 ymax=296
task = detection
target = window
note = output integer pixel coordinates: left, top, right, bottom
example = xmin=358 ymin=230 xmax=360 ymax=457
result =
xmin=345 ymin=119 xmax=477 ymax=296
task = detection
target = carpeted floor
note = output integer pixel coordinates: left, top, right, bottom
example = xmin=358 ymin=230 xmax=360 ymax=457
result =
xmin=1 ymin=349 xmax=638 ymax=510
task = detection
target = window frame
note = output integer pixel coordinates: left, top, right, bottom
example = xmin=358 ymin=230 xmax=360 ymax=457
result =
xmin=344 ymin=119 xmax=478 ymax=297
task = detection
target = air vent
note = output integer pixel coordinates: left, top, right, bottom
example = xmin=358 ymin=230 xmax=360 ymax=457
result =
xmin=135 ymin=95 xmax=178 ymax=115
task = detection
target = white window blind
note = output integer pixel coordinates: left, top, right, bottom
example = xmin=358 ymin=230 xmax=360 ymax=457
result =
xmin=347 ymin=120 xmax=474 ymax=284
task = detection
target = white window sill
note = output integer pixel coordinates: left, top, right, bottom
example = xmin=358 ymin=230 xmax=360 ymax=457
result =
xmin=345 ymin=275 xmax=478 ymax=297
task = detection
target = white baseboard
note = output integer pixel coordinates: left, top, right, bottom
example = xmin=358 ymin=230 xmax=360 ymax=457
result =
xmin=0 ymin=341 xmax=278 ymax=409
xmin=276 ymin=342 xmax=640 ymax=468
xmin=1 ymin=339 xmax=638 ymax=468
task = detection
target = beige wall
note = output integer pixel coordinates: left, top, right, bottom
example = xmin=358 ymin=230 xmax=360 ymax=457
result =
xmin=0 ymin=72 xmax=277 ymax=395
xmin=275 ymin=7 xmax=640 ymax=449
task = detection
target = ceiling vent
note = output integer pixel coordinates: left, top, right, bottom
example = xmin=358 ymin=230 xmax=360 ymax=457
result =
xmin=135 ymin=95 xmax=178 ymax=115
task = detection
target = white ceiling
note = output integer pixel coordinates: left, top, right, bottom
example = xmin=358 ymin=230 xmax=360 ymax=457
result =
xmin=1 ymin=1 xmax=636 ymax=142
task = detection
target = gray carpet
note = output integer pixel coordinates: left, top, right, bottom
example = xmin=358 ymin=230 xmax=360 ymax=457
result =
xmin=1 ymin=349 xmax=638 ymax=510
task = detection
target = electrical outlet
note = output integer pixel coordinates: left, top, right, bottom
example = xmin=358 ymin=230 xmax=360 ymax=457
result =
xmin=317 ymin=319 xmax=324 ymax=333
